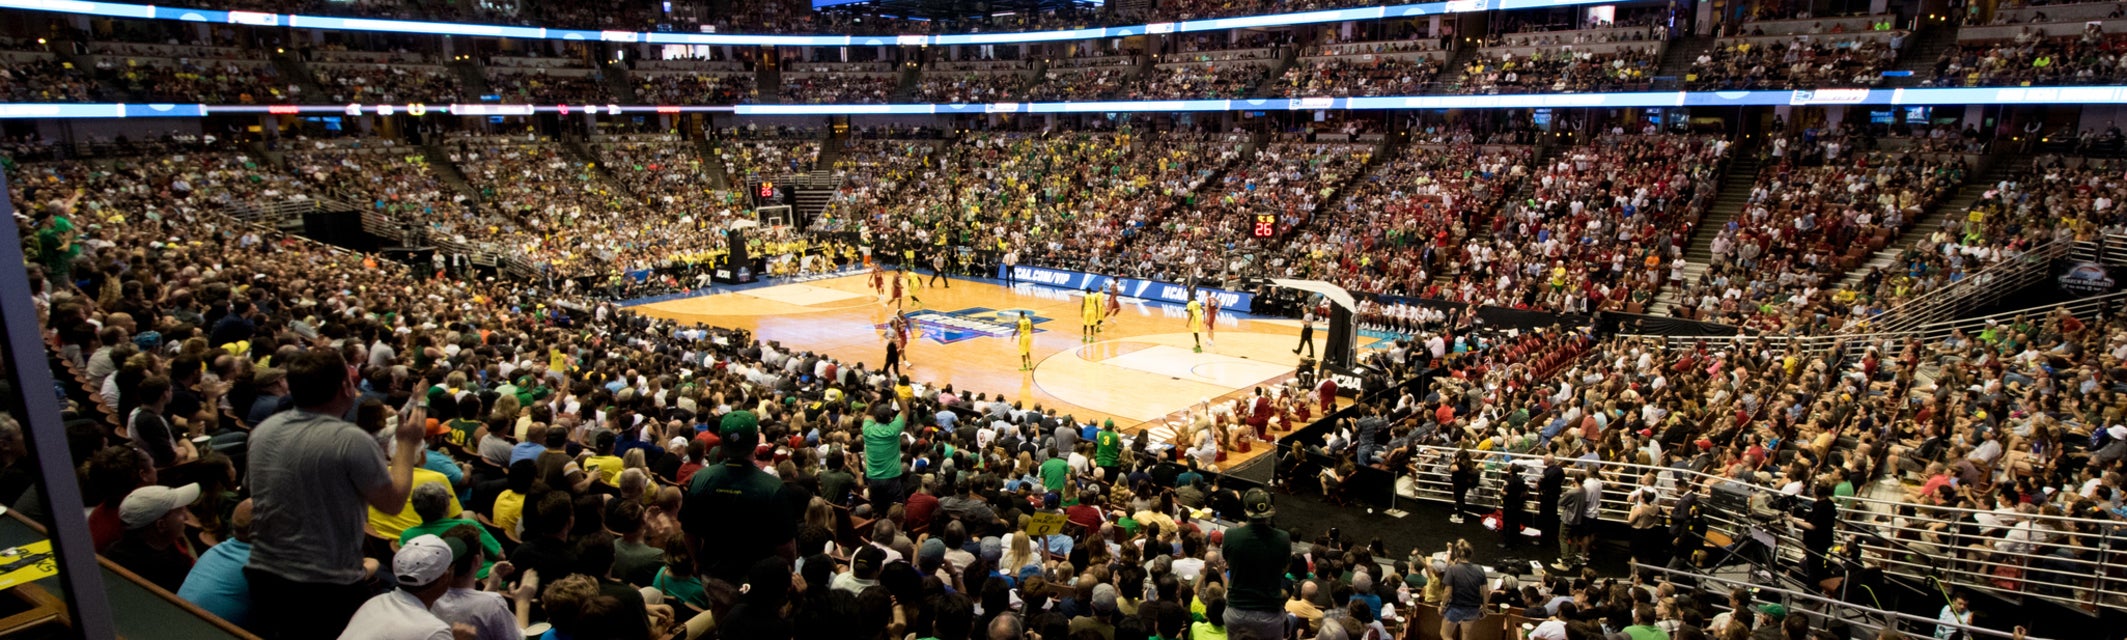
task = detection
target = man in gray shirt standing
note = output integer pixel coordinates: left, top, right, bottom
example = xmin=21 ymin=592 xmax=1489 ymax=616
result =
xmin=1552 ymin=473 xmax=1588 ymax=571
xmin=246 ymin=349 xmax=425 ymax=640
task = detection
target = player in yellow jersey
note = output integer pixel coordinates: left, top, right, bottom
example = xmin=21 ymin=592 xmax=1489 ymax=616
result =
xmin=904 ymin=268 xmax=925 ymax=309
xmin=1081 ymin=288 xmax=1102 ymax=343
xmin=1015 ymin=311 xmax=1035 ymax=371
xmin=1089 ymin=287 xmax=1107 ymax=334
xmin=1187 ymin=295 xmax=1205 ymax=353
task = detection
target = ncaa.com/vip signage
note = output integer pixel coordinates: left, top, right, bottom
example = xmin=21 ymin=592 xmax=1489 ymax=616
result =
xmin=1003 ymin=265 xmax=1256 ymax=313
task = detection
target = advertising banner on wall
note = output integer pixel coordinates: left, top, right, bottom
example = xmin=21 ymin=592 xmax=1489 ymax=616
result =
xmin=1001 ymin=265 xmax=1256 ymax=313
xmin=2059 ymin=261 xmax=2120 ymax=295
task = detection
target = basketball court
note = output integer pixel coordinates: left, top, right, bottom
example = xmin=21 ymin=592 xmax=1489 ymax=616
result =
xmin=629 ymin=272 xmax=1337 ymax=467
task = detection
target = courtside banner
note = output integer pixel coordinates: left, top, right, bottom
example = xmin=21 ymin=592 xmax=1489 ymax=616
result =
xmin=1003 ymin=265 xmax=1255 ymax=313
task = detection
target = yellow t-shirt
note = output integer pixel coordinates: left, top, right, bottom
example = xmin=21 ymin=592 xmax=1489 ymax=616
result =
xmin=368 ymin=468 xmax=460 ymax=540
xmin=583 ymin=454 xmax=625 ymax=487
xmin=492 ymin=490 xmax=526 ymax=534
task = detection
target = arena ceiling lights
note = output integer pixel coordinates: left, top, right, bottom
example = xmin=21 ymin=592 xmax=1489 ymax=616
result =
xmin=0 ymin=0 xmax=1606 ymax=46
xmin=0 ymin=87 xmax=2119 ymax=119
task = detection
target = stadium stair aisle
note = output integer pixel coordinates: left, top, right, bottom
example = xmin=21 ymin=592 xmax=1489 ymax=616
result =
xmin=694 ymin=137 xmax=733 ymax=189
xmin=896 ymin=62 xmax=922 ymax=101
xmin=599 ymin=58 xmax=641 ymax=103
xmin=1829 ymin=150 xmax=2027 ymax=293
xmin=1248 ymin=44 xmax=1302 ymax=98
xmin=450 ymin=57 xmax=492 ymax=99
xmin=418 ymin=142 xmax=484 ymax=204
xmin=1115 ymin=0 xmax=1155 ymax=20
xmin=815 ymin=130 xmax=845 ymax=169
xmin=1430 ymin=44 xmax=1482 ymax=94
xmin=1654 ymin=34 xmax=1716 ymax=88
xmin=1018 ymin=58 xmax=1048 ymax=96
xmin=1299 ymin=132 xmax=1398 ymax=229
xmin=559 ymin=136 xmax=625 ymax=191
xmin=1887 ymin=22 xmax=1962 ymax=87
xmin=1649 ymin=153 xmax=1760 ymax=315
xmin=1124 ymin=49 xmax=1157 ymax=87
xmin=756 ymin=52 xmax=782 ymax=104
xmin=271 ymin=50 xmax=328 ymax=102
xmin=1424 ymin=140 xmax=1559 ymax=291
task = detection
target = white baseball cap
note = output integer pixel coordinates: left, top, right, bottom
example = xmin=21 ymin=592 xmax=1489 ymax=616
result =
xmin=119 ymin=483 xmax=200 ymax=529
xmin=394 ymin=534 xmax=458 ymax=587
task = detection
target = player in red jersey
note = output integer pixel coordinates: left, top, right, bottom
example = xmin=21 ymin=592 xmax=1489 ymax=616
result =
xmin=1103 ymin=280 xmax=1122 ymax=326
xmin=870 ymin=264 xmax=885 ymax=297
xmin=890 ymin=267 xmax=906 ymax=309
xmin=1204 ymin=294 xmax=1221 ymax=345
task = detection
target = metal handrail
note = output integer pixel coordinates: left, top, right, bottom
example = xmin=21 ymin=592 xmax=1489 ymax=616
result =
xmin=1867 ymin=238 xmax=2068 ymax=333
xmin=1616 ymin=270 xmax=2127 ymax=358
xmin=1632 ymin=563 xmax=2046 ymax=640
xmin=1388 ymin=444 xmax=2125 ymax=610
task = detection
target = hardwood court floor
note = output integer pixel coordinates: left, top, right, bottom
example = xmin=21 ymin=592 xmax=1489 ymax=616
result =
xmin=631 ymin=274 xmax=1329 ymax=466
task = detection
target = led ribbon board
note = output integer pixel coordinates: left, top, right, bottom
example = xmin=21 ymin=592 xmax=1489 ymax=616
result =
xmin=3 ymin=87 xmax=2122 ymax=119
xmin=0 ymin=0 xmax=1611 ymax=46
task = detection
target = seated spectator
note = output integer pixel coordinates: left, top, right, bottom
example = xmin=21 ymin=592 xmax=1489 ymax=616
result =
xmin=400 ymin=482 xmax=506 ymax=579
xmin=340 ymin=534 xmax=461 ymax=640
xmin=178 ymin=499 xmax=257 ymax=629
xmin=104 ymin=483 xmax=201 ymax=593
xmin=430 ymin=525 xmax=530 ymax=640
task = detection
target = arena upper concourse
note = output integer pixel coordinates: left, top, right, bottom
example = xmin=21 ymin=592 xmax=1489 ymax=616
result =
xmin=1 ymin=0 xmax=2126 ymax=638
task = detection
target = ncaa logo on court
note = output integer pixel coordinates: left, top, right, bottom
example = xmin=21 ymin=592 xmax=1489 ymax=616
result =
xmin=880 ymin=308 xmax=1051 ymax=344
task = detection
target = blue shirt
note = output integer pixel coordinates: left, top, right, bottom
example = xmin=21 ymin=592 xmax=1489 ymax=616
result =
xmin=177 ymin=539 xmax=253 ymax=629
xmin=421 ymin=449 xmax=468 ymax=502
xmin=509 ymin=441 xmax=545 ymax=465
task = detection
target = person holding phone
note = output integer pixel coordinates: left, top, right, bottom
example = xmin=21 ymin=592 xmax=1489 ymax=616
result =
xmin=245 ymin=349 xmax=427 ymax=640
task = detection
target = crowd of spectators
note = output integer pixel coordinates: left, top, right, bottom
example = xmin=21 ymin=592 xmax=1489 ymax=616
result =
xmin=1130 ymin=60 xmax=1273 ymax=100
xmin=19 ymin=96 xmax=2127 ymax=639
xmin=283 ymin=138 xmax=472 ymax=231
xmin=634 ymin=72 xmax=753 ymax=105
xmin=915 ymin=72 xmax=1026 ymax=103
xmin=1029 ymin=57 xmax=1136 ymax=101
xmin=96 ymin=57 xmax=292 ymax=104
xmin=1671 ymin=128 xmax=1966 ymax=330
xmin=1519 ymin=301 xmax=2127 ymax=613
xmin=1928 ymin=29 xmax=2127 ymax=87
xmin=1117 ymin=137 xmax=1376 ymax=277
xmin=487 ymin=68 xmax=617 ymax=105
xmin=0 ymin=57 xmax=104 ymax=102
xmin=1458 ymin=47 xmax=1660 ymax=94
xmin=1686 ymin=35 xmax=1901 ymax=90
xmin=778 ymin=72 xmax=902 ymax=104
xmin=818 ymin=139 xmax=939 ymax=232
xmin=715 ymin=137 xmax=821 ymax=185
xmin=865 ymin=129 xmax=1244 ymax=282
xmin=11 ymin=136 xmax=1467 ymax=640
xmin=1274 ymin=55 xmax=1441 ymax=97
xmin=311 ymin=64 xmax=463 ymax=104
xmin=591 ymin=138 xmax=732 ymax=210
xmin=443 ymin=136 xmax=639 ymax=278
xmin=1436 ymin=133 xmax=1730 ymax=312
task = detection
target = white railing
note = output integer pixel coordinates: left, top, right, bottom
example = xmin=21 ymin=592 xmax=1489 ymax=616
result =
xmin=1867 ymin=238 xmax=2069 ymax=333
xmin=223 ymin=198 xmax=354 ymax=227
xmin=1389 ymin=444 xmax=2124 ymax=611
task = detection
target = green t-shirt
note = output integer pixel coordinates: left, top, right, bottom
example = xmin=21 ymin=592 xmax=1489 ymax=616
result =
xmin=862 ymin=414 xmax=907 ymax=480
xmin=1624 ymin=625 xmax=1670 ymax=640
xmin=654 ymin=568 xmax=708 ymax=609
xmin=400 ymin=517 xmax=502 ymax=579
xmin=1040 ymin=457 xmax=1070 ymax=492
xmin=1221 ymin=522 xmax=1292 ymax=612
xmin=1095 ymin=429 xmax=1122 ymax=466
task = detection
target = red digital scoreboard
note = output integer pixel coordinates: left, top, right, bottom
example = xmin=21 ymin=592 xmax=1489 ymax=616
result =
xmin=1253 ymin=213 xmax=1277 ymax=238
